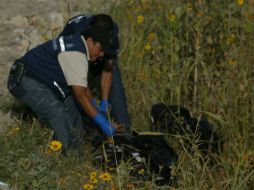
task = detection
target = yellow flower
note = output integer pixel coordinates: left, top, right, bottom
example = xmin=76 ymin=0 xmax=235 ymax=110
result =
xmin=83 ymin=183 xmax=94 ymax=190
xmin=137 ymin=73 xmax=149 ymax=81
xmin=90 ymin=172 xmax=97 ymax=179
xmin=186 ymin=3 xmax=192 ymax=12
xmin=229 ymin=59 xmax=237 ymax=65
xmin=144 ymin=43 xmax=152 ymax=51
xmin=99 ymin=172 xmax=112 ymax=181
xmin=138 ymin=168 xmax=145 ymax=174
xmin=226 ymin=34 xmax=236 ymax=45
xmin=168 ymin=14 xmax=176 ymax=22
xmin=89 ymin=177 xmax=98 ymax=184
xmin=9 ymin=127 xmax=20 ymax=135
xmin=137 ymin=15 xmax=144 ymax=24
xmin=147 ymin=32 xmax=155 ymax=41
xmin=49 ymin=140 xmax=62 ymax=151
xmin=236 ymin=0 xmax=244 ymax=6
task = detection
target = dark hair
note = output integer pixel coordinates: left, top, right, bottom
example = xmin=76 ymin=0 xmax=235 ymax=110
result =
xmin=89 ymin=14 xmax=113 ymax=31
xmin=83 ymin=26 xmax=114 ymax=56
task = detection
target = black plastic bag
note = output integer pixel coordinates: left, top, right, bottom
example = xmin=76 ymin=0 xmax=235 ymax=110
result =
xmin=94 ymin=130 xmax=178 ymax=186
xmin=150 ymin=103 xmax=223 ymax=155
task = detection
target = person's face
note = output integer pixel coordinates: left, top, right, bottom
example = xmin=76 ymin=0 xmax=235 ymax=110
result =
xmin=86 ymin=37 xmax=104 ymax=62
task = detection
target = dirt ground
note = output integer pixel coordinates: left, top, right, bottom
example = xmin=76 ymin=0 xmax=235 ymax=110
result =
xmin=0 ymin=0 xmax=82 ymax=131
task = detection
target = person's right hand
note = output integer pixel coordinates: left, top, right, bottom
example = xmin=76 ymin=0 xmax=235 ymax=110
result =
xmin=92 ymin=111 xmax=116 ymax=136
xmin=112 ymin=121 xmax=124 ymax=133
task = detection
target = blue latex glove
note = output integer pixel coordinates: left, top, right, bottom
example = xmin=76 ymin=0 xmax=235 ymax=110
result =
xmin=92 ymin=112 xmax=116 ymax=136
xmin=99 ymin=99 xmax=109 ymax=113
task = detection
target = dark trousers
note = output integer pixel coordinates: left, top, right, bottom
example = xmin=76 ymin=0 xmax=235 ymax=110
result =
xmin=110 ymin=63 xmax=131 ymax=132
xmin=8 ymin=76 xmax=85 ymax=149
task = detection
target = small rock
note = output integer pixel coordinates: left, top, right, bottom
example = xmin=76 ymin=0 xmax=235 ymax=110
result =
xmin=0 ymin=47 xmax=6 ymax=52
xmin=6 ymin=15 xmax=29 ymax=27
xmin=48 ymin=12 xmax=64 ymax=30
xmin=16 ymin=39 xmax=30 ymax=54
xmin=13 ymin=28 xmax=25 ymax=35
xmin=28 ymin=29 xmax=44 ymax=46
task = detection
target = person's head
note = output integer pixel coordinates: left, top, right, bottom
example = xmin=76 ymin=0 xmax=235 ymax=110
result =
xmin=89 ymin=14 xmax=114 ymax=31
xmin=84 ymin=26 xmax=114 ymax=62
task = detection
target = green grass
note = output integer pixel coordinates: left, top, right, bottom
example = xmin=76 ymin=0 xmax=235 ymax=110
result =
xmin=1 ymin=0 xmax=254 ymax=189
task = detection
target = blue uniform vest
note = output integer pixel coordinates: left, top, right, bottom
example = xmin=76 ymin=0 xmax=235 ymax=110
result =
xmin=24 ymin=34 xmax=87 ymax=100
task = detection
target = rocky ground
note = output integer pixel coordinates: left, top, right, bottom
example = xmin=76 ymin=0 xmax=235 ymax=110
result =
xmin=0 ymin=0 xmax=83 ymax=131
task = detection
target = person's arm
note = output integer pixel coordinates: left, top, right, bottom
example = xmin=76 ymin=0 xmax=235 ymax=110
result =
xmin=99 ymin=60 xmax=113 ymax=113
xmin=72 ymin=85 xmax=116 ymax=137
xmin=72 ymin=85 xmax=97 ymax=117
xmin=101 ymin=60 xmax=113 ymax=99
xmin=58 ymin=51 xmax=117 ymax=137
xmin=100 ymin=20 xmax=118 ymax=101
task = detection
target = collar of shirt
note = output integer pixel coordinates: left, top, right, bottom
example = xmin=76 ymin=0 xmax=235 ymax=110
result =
xmin=81 ymin=36 xmax=90 ymax=61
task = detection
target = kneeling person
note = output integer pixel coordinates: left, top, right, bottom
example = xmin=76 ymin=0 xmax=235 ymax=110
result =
xmin=7 ymin=25 xmax=120 ymax=150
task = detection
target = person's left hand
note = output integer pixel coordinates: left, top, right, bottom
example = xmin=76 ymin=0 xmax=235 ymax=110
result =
xmin=106 ymin=122 xmax=124 ymax=144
